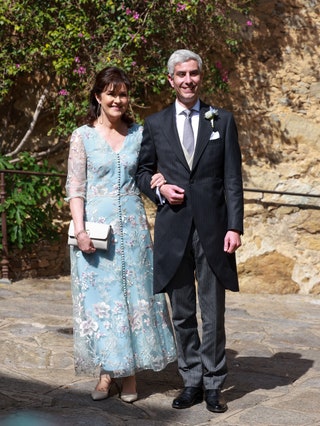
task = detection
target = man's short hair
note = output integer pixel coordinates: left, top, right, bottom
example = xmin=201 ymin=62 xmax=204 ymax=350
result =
xmin=167 ymin=49 xmax=203 ymax=77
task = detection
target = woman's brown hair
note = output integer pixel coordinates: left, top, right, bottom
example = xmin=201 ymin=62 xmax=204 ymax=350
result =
xmin=86 ymin=67 xmax=134 ymax=127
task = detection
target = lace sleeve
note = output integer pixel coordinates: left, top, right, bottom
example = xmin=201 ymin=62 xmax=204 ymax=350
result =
xmin=65 ymin=129 xmax=87 ymax=202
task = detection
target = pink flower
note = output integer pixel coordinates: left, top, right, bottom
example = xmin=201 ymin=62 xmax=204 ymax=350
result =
xmin=133 ymin=11 xmax=140 ymax=19
xmin=177 ymin=3 xmax=186 ymax=11
xmin=246 ymin=20 xmax=253 ymax=26
xmin=131 ymin=61 xmax=137 ymax=67
xmin=58 ymin=89 xmax=69 ymax=96
xmin=74 ymin=57 xmax=80 ymax=63
xmin=73 ymin=66 xmax=86 ymax=75
xmin=214 ymin=62 xmax=229 ymax=84
xmin=125 ymin=7 xmax=131 ymax=15
xmin=222 ymin=71 xmax=229 ymax=83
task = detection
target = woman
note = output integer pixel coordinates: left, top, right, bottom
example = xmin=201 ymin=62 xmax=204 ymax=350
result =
xmin=65 ymin=67 xmax=176 ymax=403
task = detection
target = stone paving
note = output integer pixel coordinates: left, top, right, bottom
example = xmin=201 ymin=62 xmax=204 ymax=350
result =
xmin=0 ymin=277 xmax=319 ymax=425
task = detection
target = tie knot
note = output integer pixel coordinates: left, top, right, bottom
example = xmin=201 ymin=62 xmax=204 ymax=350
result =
xmin=183 ymin=109 xmax=192 ymax=118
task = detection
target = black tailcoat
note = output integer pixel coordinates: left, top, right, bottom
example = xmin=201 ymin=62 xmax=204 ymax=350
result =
xmin=136 ymin=101 xmax=244 ymax=294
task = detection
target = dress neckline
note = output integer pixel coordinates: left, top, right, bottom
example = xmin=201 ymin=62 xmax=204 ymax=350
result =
xmin=92 ymin=124 xmax=132 ymax=154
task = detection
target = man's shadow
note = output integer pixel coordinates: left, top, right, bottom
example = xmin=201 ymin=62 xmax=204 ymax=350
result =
xmin=136 ymin=349 xmax=313 ymax=402
xmin=224 ymin=349 xmax=314 ymax=401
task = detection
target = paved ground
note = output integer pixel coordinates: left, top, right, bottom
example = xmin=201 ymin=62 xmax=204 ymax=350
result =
xmin=0 ymin=277 xmax=319 ymax=425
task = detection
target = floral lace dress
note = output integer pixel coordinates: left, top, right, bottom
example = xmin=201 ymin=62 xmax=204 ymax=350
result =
xmin=66 ymin=124 xmax=176 ymax=377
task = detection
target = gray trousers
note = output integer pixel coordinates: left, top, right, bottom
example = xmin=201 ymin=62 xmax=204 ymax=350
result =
xmin=166 ymin=225 xmax=227 ymax=390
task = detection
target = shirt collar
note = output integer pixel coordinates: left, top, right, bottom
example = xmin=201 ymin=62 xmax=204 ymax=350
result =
xmin=175 ymin=99 xmax=200 ymax=115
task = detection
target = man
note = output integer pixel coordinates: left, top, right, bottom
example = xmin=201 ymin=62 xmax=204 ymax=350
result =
xmin=136 ymin=49 xmax=243 ymax=413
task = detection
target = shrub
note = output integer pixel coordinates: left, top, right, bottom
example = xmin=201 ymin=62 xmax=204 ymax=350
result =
xmin=0 ymin=153 xmax=65 ymax=249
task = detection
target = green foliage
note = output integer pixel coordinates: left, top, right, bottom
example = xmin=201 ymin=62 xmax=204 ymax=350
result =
xmin=0 ymin=0 xmax=254 ymax=138
xmin=0 ymin=153 xmax=65 ymax=249
xmin=0 ymin=0 xmax=254 ymax=249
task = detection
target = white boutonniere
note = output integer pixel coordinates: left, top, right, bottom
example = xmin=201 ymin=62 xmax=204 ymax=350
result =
xmin=204 ymin=106 xmax=219 ymax=128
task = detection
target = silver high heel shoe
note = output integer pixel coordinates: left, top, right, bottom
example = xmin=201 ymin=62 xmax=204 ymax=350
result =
xmin=91 ymin=375 xmax=117 ymax=401
xmin=120 ymin=376 xmax=138 ymax=403
xmin=120 ymin=392 xmax=138 ymax=403
xmin=91 ymin=389 xmax=110 ymax=401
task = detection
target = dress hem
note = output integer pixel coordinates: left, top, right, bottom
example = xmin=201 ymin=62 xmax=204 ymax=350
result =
xmin=74 ymin=356 xmax=177 ymax=378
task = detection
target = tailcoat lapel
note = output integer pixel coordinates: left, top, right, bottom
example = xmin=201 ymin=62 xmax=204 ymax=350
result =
xmin=160 ymin=102 xmax=221 ymax=173
xmin=161 ymin=104 xmax=190 ymax=171
xmin=192 ymin=103 xmax=213 ymax=171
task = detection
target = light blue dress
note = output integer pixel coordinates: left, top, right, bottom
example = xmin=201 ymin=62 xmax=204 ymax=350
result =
xmin=66 ymin=124 xmax=176 ymax=377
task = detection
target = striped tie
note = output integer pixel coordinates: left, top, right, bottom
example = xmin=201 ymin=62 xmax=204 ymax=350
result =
xmin=182 ymin=110 xmax=194 ymax=155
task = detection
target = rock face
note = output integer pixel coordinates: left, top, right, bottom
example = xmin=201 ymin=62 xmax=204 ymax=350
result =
xmin=222 ymin=0 xmax=320 ymax=294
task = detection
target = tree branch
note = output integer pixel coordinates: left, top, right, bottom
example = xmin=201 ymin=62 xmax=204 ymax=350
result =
xmin=9 ymin=138 xmax=67 ymax=164
xmin=6 ymin=75 xmax=55 ymax=158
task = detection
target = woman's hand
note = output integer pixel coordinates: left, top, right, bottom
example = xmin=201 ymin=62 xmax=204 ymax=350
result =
xmin=150 ymin=172 xmax=167 ymax=189
xmin=76 ymin=232 xmax=96 ymax=254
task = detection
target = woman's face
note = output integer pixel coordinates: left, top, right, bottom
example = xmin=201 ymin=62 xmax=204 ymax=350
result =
xmin=97 ymin=83 xmax=129 ymax=121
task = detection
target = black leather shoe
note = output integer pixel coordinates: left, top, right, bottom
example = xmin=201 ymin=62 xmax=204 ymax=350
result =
xmin=172 ymin=387 xmax=203 ymax=409
xmin=205 ymin=389 xmax=228 ymax=413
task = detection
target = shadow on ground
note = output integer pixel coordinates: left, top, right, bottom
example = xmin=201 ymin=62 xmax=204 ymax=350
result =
xmin=0 ymin=350 xmax=313 ymax=425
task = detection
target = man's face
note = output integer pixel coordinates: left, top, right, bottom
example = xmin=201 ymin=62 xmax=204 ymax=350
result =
xmin=168 ymin=59 xmax=203 ymax=108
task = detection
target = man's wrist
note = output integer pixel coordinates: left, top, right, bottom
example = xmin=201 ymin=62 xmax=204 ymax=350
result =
xmin=229 ymin=229 xmax=241 ymax=235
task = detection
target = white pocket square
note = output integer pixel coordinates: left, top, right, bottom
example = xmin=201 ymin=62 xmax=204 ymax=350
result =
xmin=210 ymin=131 xmax=220 ymax=140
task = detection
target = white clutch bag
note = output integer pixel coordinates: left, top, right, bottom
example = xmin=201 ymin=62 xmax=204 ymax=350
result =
xmin=68 ymin=220 xmax=111 ymax=250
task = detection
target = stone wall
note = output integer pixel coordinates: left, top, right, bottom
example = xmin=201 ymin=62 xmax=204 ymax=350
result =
xmin=222 ymin=0 xmax=320 ymax=294
xmin=8 ymin=233 xmax=70 ymax=281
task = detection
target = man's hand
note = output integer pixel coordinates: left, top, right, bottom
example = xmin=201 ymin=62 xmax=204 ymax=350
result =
xmin=160 ymin=184 xmax=185 ymax=205
xmin=224 ymin=230 xmax=241 ymax=254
